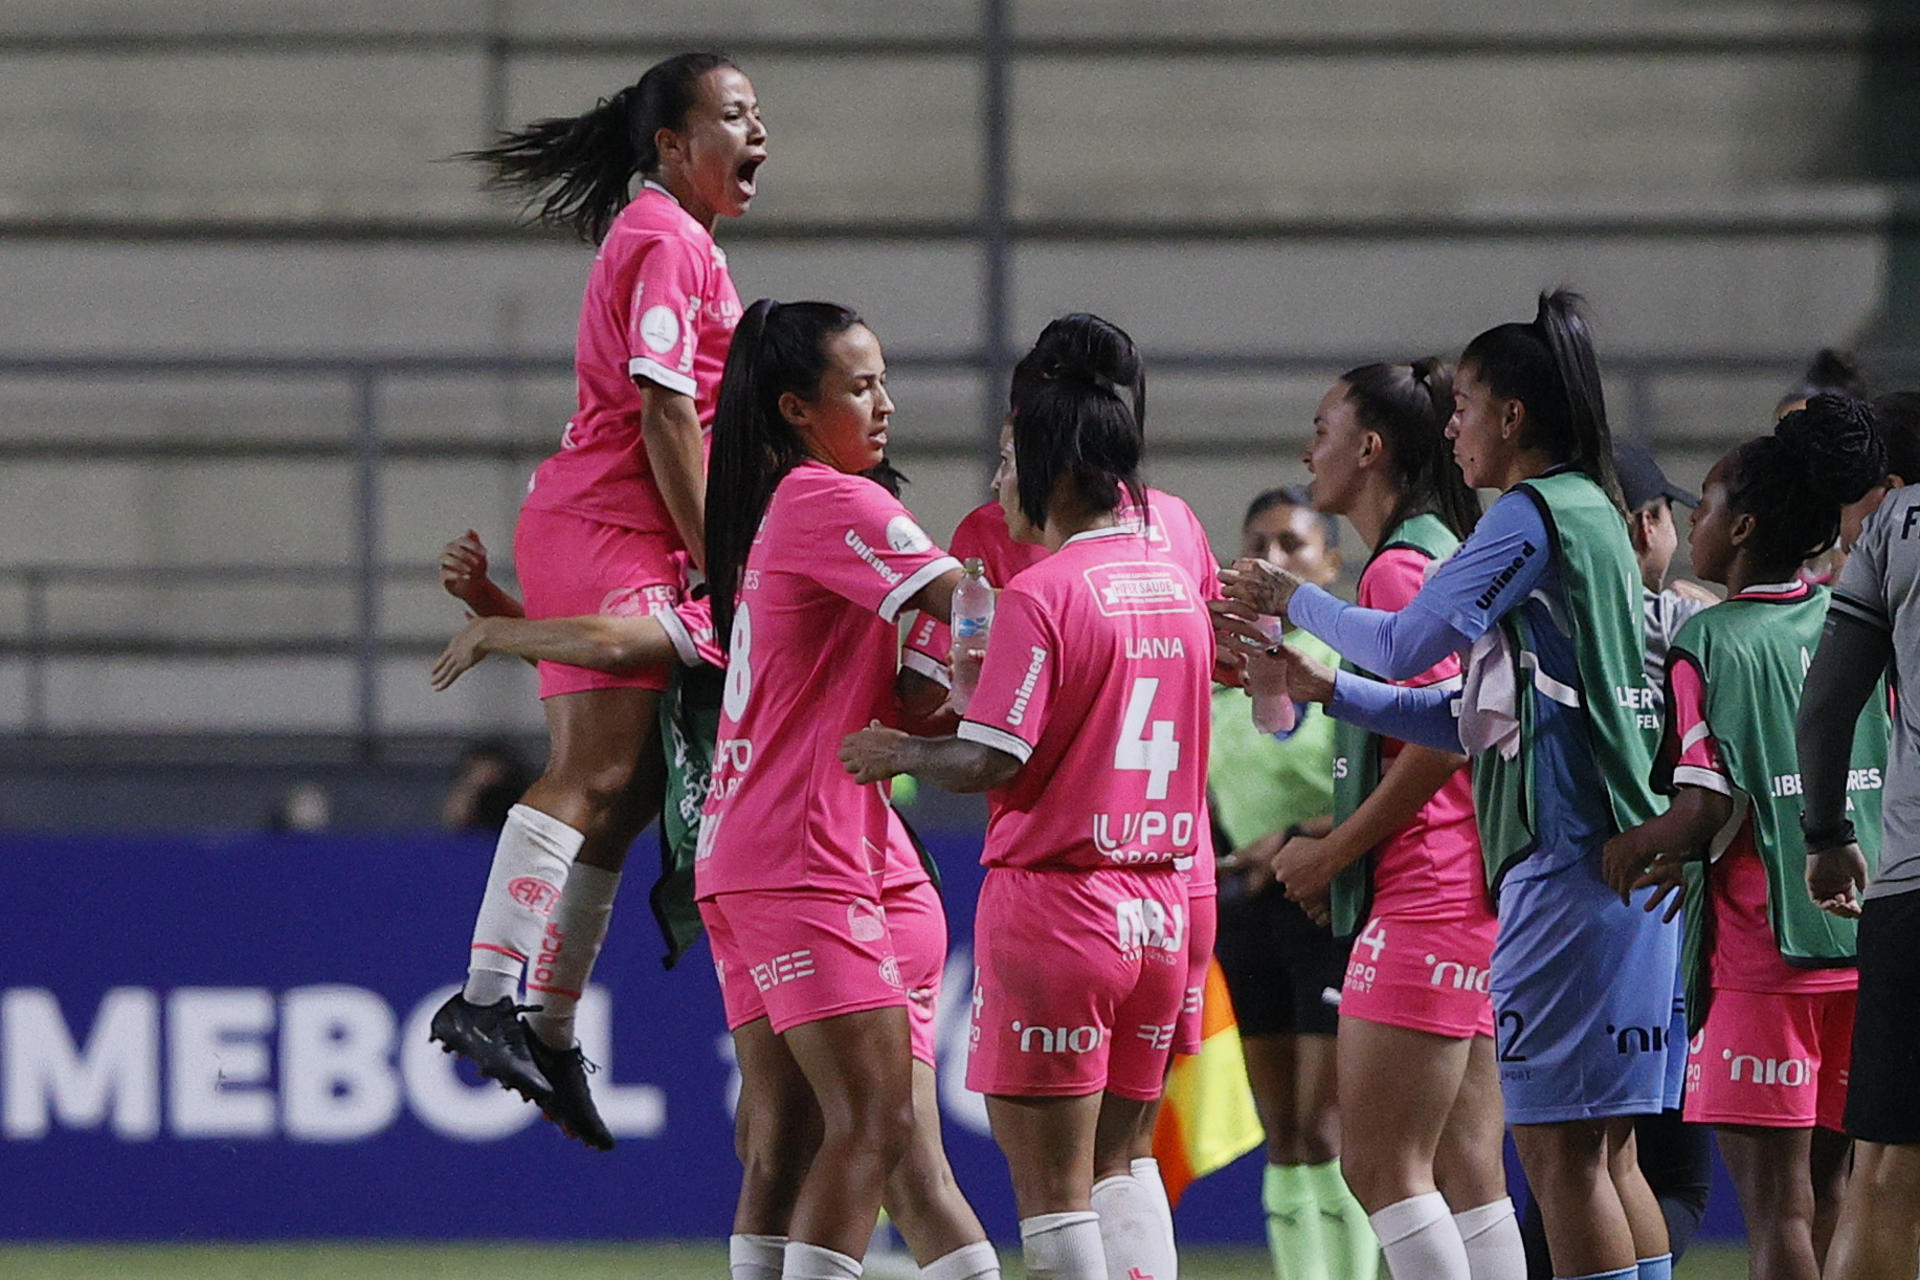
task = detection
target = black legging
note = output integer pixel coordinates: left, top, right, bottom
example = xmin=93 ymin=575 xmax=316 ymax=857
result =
xmin=1518 ymin=1109 xmax=1714 ymax=1279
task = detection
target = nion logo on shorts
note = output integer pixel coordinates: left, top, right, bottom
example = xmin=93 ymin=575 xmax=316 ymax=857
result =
xmin=1606 ymin=1023 xmax=1669 ymax=1055
xmin=1011 ymin=1022 xmax=1102 ymax=1054
xmin=749 ymin=950 xmax=816 ymax=993
xmin=507 ymin=877 xmax=560 ymax=917
xmin=1424 ymin=954 xmax=1491 ymax=993
xmin=1722 ymin=1051 xmax=1816 ymax=1087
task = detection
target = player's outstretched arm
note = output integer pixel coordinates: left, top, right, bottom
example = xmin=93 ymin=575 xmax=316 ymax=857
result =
xmin=439 ymin=530 xmax=525 ymax=619
xmin=839 ymin=721 xmax=1021 ymax=794
xmin=430 ymin=614 xmax=677 ymax=690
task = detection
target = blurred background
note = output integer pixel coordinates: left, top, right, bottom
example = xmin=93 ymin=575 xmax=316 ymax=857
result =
xmin=1 ymin=0 xmax=1917 ymax=1268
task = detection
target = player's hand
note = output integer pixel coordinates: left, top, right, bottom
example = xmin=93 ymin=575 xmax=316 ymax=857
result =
xmin=440 ymin=531 xmax=493 ymax=607
xmin=1601 ymin=830 xmax=1649 ymax=900
xmin=840 ymin=721 xmax=909 ymax=785
xmin=1271 ymin=833 xmax=1347 ymax=903
xmin=1807 ymin=842 xmax=1869 ymax=918
xmin=1241 ymin=637 xmax=1337 ymax=707
xmin=1631 ymin=850 xmax=1693 ymax=923
xmin=1217 ymin=829 xmax=1285 ymax=894
xmin=429 ymin=618 xmax=493 ymax=691
xmin=1298 ymin=890 xmax=1333 ymax=929
xmin=1219 ymin=558 xmax=1304 ymax=619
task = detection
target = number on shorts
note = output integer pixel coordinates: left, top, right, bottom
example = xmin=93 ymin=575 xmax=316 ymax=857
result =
xmin=1116 ymin=676 xmax=1180 ymax=800
xmin=724 ymin=602 xmax=753 ymax=722
xmin=1497 ymin=1009 xmax=1529 ymax=1063
xmin=1355 ymin=917 xmax=1389 ymax=962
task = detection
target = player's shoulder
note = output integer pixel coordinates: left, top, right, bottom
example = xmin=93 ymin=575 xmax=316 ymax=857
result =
xmin=605 ymin=189 xmax=715 ymax=257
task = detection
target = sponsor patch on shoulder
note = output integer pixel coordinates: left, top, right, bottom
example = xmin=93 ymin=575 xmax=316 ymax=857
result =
xmin=885 ymin=515 xmax=934 ymax=554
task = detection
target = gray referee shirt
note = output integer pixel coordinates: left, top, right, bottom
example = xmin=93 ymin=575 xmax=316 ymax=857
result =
xmin=1831 ymin=486 xmax=1920 ymax=898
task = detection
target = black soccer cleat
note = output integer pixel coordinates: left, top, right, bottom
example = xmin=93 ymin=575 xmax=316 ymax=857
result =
xmin=429 ymin=994 xmax=553 ymax=1103
xmin=526 ymin=1033 xmax=615 ymax=1151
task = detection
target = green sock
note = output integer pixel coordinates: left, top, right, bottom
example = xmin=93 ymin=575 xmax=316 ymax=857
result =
xmin=1263 ymin=1162 xmax=1330 ymax=1280
xmin=1302 ymin=1157 xmax=1380 ymax=1280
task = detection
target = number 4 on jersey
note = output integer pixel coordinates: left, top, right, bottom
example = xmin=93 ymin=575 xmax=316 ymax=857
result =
xmin=1116 ymin=676 xmax=1180 ymax=800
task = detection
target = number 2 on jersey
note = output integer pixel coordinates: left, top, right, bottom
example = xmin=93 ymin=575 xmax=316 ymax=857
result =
xmin=1116 ymin=676 xmax=1180 ymax=800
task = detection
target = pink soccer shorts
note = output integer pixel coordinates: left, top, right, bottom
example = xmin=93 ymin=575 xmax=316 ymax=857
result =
xmin=884 ymin=876 xmax=947 ymax=1068
xmin=514 ymin=505 xmax=680 ymax=696
xmin=1173 ymin=888 xmax=1217 ymax=1056
xmin=966 ymin=866 xmax=1187 ymax=1101
xmin=1339 ymin=912 xmax=1498 ymax=1040
xmin=1684 ymin=986 xmax=1855 ymax=1130
xmin=699 ymin=888 xmax=907 ymax=1037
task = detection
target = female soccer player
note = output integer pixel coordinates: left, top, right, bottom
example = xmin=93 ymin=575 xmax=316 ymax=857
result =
xmin=695 ymin=298 xmax=988 ymax=1280
xmin=431 ymin=52 xmax=767 ymax=1148
xmin=1254 ymin=360 xmax=1520 ymax=1280
xmin=1206 ymin=486 xmax=1376 ymax=1280
xmin=842 ymin=361 xmax=1214 ymax=1280
xmin=432 ymin=527 xmax=999 ymax=1280
xmin=1220 ymin=291 xmax=1680 ymax=1280
xmin=1601 ymin=396 xmax=1888 ymax=1280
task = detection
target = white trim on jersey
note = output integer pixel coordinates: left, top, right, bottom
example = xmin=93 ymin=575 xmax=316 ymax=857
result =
xmin=1679 ymin=721 xmax=1714 ymax=754
xmin=1061 ymin=526 xmax=1137 ymax=548
xmin=901 ymin=649 xmax=951 ymax=688
xmin=1671 ymin=764 xmax=1732 ymax=795
xmin=652 ymin=605 xmax=703 ymax=668
xmin=629 ymin=355 xmax=698 ymax=397
xmin=879 ymin=556 xmax=963 ymax=625
xmin=957 ymin=719 xmax=1034 ymax=763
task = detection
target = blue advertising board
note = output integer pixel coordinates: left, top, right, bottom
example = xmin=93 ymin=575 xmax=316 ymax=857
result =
xmin=0 ymin=830 xmax=1744 ymax=1243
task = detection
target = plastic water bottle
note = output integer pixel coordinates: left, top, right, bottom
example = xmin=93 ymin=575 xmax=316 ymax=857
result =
xmin=948 ymin=558 xmax=994 ymax=713
xmin=1250 ymin=615 xmax=1297 ymax=735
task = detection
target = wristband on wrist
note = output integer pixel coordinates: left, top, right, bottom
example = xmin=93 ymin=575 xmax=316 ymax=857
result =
xmin=1800 ymin=814 xmax=1856 ymax=853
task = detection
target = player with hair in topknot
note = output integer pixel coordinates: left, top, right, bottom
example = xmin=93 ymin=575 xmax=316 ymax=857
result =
xmin=1603 ymin=395 xmax=1889 ymax=1280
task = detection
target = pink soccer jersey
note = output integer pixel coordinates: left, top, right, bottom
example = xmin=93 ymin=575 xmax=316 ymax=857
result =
xmin=959 ymin=526 xmax=1215 ymax=872
xmin=1355 ymin=547 xmax=1490 ymax=923
xmin=695 ymin=462 xmax=960 ymax=900
xmin=524 ymin=182 xmax=743 ymax=540
xmin=657 ymin=594 xmax=727 ymax=669
xmin=901 ymin=501 xmax=1047 ymax=685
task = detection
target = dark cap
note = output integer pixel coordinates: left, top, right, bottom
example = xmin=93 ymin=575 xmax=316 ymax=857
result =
xmin=1614 ymin=440 xmax=1698 ymax=510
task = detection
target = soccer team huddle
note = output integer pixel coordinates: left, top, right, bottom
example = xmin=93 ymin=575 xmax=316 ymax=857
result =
xmin=417 ymin=51 xmax=1920 ymax=1280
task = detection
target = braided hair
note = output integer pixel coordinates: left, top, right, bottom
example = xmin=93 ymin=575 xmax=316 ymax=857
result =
xmin=1723 ymin=394 xmax=1885 ymax=573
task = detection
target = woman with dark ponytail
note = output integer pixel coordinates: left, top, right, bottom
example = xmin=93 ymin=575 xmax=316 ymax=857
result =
xmin=1241 ymin=358 xmax=1522 ymax=1280
xmin=1601 ymin=396 xmax=1888 ymax=1280
xmin=1220 ymin=291 xmax=1685 ymax=1280
xmin=694 ymin=300 xmax=1009 ymax=1280
xmin=429 ymin=53 xmax=765 ymax=1148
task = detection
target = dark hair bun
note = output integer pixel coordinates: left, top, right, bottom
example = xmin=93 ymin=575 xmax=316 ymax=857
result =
xmin=1775 ymin=393 xmax=1885 ymax=507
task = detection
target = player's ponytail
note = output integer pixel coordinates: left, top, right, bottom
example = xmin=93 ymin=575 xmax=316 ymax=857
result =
xmin=1342 ymin=357 xmax=1481 ymax=541
xmin=1461 ymin=288 xmax=1624 ymax=511
xmin=1012 ymin=375 xmax=1145 ymax=532
xmin=707 ymin=298 xmax=864 ymax=643
xmin=462 ymin=51 xmax=737 ymax=243
xmin=1723 ymin=394 xmax=1885 ymax=574
xmin=1011 ymin=312 xmax=1147 ymax=431
xmin=1777 ymin=348 xmax=1867 ymax=417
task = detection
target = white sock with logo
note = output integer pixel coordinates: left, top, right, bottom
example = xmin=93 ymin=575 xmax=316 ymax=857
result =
xmin=524 ymin=862 xmax=620 ymax=1049
xmin=1020 ymin=1210 xmax=1109 ymax=1280
xmin=461 ymin=804 xmax=583 ymax=1006
xmin=1454 ymin=1198 xmax=1527 ymax=1280
xmin=782 ymin=1240 xmax=862 ymax=1279
xmin=730 ymin=1233 xmax=787 ymax=1280
xmin=1370 ymin=1192 xmax=1469 ymax=1280
xmin=1092 ymin=1173 xmax=1178 ymax=1280
xmin=921 ymin=1240 xmax=1001 ymax=1280
xmin=1130 ymin=1157 xmax=1178 ymax=1267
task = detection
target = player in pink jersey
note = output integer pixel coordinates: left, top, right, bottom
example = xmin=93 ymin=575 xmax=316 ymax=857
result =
xmin=843 ymin=355 xmax=1213 ymax=1280
xmin=1240 ymin=362 xmax=1520 ymax=1280
xmin=694 ymin=298 xmax=1010 ymax=1280
xmin=429 ymin=531 xmax=998 ymax=1280
xmin=431 ymin=53 xmax=765 ymax=1146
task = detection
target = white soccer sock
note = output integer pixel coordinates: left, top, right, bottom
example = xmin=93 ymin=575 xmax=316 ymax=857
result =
xmin=1130 ymin=1157 xmax=1178 ymax=1271
xmin=1020 ymin=1211 xmax=1109 ymax=1280
xmin=1092 ymin=1173 xmax=1178 ymax=1280
xmin=1369 ymin=1192 xmax=1470 ymax=1280
xmin=730 ymin=1233 xmax=787 ymax=1280
xmin=1454 ymin=1198 xmax=1527 ymax=1280
xmin=462 ymin=804 xmax=585 ymax=1006
xmin=921 ymin=1240 xmax=1002 ymax=1280
xmin=524 ymin=862 xmax=620 ymax=1048
xmin=783 ymin=1241 xmax=862 ymax=1279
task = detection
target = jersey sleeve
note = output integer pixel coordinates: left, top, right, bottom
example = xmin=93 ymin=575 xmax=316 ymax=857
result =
xmin=1832 ymin=502 xmax=1894 ymax=633
xmin=956 ymin=585 xmax=1055 ymax=763
xmin=900 ymin=610 xmax=951 ymax=687
xmin=654 ymin=595 xmax=725 ymax=668
xmin=1358 ymin=548 xmax=1462 ymax=690
xmin=804 ymin=478 xmax=961 ymax=623
xmin=1663 ymin=653 xmax=1731 ymax=796
xmin=1404 ymin=491 xmax=1553 ymax=641
xmin=626 ymin=235 xmax=709 ymax=398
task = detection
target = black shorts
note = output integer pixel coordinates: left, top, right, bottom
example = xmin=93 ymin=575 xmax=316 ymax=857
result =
xmin=1213 ymin=873 xmax=1348 ymax=1038
xmin=1845 ymin=885 xmax=1920 ymax=1144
